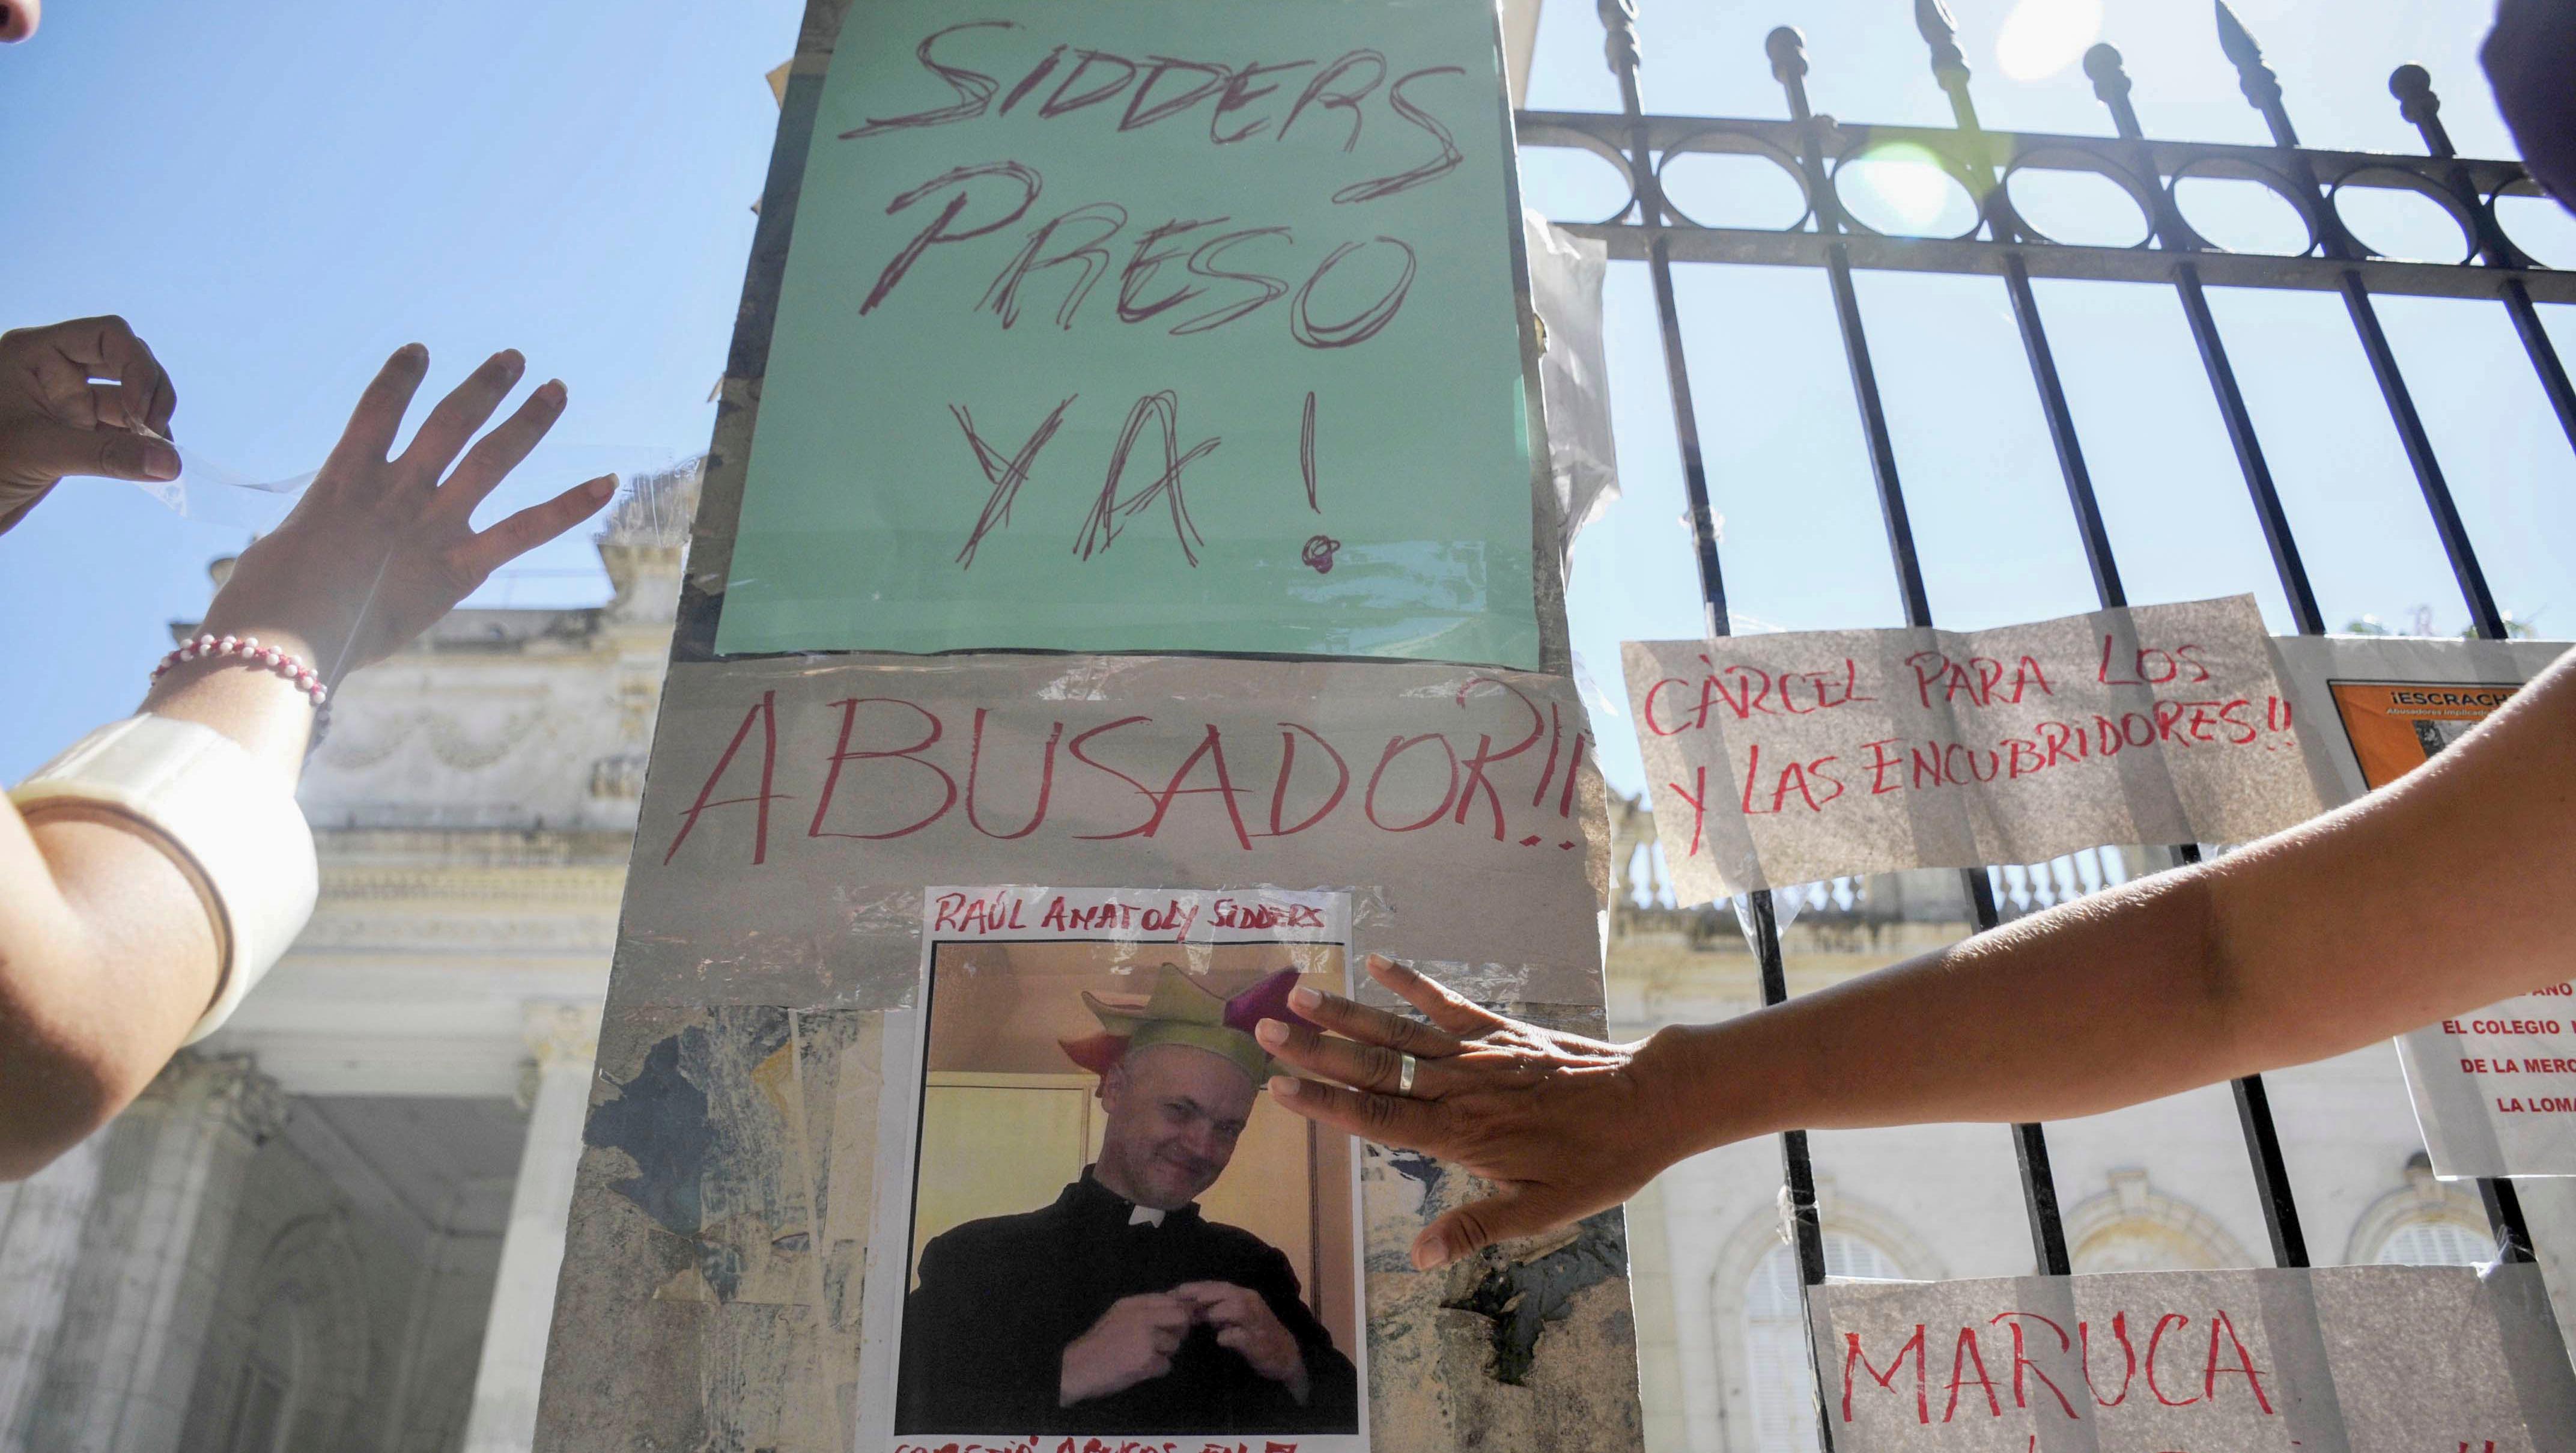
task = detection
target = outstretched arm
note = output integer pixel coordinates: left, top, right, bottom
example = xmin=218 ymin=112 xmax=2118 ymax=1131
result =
xmin=1262 ymin=647 xmax=2576 ymax=1268
xmin=0 ymin=344 xmax=612 ymax=1178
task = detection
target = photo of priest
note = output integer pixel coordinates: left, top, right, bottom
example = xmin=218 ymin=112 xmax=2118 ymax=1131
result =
xmin=895 ymin=946 xmax=1364 ymax=1439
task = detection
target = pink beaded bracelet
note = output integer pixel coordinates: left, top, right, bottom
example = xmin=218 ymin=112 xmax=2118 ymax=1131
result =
xmin=152 ymin=633 xmax=330 ymax=708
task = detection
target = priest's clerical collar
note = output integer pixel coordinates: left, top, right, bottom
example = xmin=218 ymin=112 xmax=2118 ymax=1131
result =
xmin=1075 ymin=1165 xmax=1192 ymax=1230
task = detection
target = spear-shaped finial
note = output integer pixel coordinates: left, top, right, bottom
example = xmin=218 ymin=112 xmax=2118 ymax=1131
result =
xmin=1915 ymin=0 xmax=1970 ymax=88
xmin=1596 ymin=0 xmax=1641 ymax=82
xmin=2212 ymin=0 xmax=2263 ymax=73
xmin=2214 ymin=0 xmax=2295 ymax=144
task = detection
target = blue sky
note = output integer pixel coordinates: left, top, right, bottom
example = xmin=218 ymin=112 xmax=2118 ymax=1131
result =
xmin=2 ymin=0 xmax=2569 ymax=795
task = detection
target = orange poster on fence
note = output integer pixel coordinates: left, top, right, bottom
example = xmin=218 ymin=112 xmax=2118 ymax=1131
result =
xmin=2278 ymin=635 xmax=2576 ymax=1178
xmin=2325 ymin=679 xmax=2524 ymax=790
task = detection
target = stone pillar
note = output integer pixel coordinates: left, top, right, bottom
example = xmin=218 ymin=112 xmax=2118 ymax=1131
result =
xmin=0 ymin=1133 xmax=108 ymax=1452
xmin=23 ymin=1055 xmax=287 ymax=1453
xmin=462 ymin=1003 xmax=600 ymax=1453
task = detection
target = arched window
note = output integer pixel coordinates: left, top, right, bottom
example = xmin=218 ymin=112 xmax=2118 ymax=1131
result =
xmin=2373 ymin=1217 xmax=2492 ymax=1267
xmin=1741 ymin=1233 xmax=1904 ymax=1453
xmin=2063 ymin=1170 xmax=2250 ymax=1273
xmin=2347 ymin=1155 xmax=2494 ymax=1268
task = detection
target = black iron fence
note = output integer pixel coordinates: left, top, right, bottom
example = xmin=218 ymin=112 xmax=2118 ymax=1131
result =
xmin=1516 ymin=0 xmax=2568 ymax=1442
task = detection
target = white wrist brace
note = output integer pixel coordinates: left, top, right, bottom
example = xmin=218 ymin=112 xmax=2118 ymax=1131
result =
xmin=9 ymin=715 xmax=317 ymax=1044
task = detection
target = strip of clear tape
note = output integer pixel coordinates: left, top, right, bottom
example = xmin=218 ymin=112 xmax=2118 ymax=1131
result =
xmin=125 ymin=437 xmax=694 ymax=532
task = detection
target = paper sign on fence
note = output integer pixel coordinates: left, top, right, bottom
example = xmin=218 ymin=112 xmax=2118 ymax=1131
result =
xmin=1620 ymin=596 xmax=2322 ymax=902
xmin=715 ymin=0 xmax=1546 ymax=666
xmin=1811 ymin=1263 xmax=2576 ymax=1451
xmin=2271 ymin=634 xmax=2576 ymax=1178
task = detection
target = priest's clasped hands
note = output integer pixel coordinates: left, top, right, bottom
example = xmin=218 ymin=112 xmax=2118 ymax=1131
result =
xmin=1058 ymin=1281 xmax=1308 ymax=1408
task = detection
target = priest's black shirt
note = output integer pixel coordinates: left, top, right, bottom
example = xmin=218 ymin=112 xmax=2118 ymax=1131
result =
xmin=896 ymin=1168 xmax=1359 ymax=1436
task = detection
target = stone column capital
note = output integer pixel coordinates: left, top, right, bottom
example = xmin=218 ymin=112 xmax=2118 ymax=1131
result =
xmin=522 ymin=1001 xmax=603 ymax=1069
xmin=142 ymin=1051 xmax=291 ymax=1145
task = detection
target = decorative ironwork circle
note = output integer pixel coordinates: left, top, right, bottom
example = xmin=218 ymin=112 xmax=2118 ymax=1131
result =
xmin=1827 ymin=140 xmax=1986 ymax=244
xmin=1653 ymin=126 xmax=1815 ymax=234
xmin=2325 ymin=164 xmax=2478 ymax=266
xmin=2166 ymin=155 xmax=2320 ymax=258
xmin=1513 ymin=118 xmax=1643 ymax=230
xmin=2487 ymin=177 xmax=2571 ymax=270
xmin=1999 ymin=147 xmax=2160 ymax=251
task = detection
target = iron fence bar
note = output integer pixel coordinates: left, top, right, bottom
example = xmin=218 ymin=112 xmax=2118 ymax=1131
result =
xmin=2338 ymin=278 xmax=2510 ymax=635
xmin=2082 ymin=44 xmax=2329 ymax=637
xmin=1775 ymin=22 xmax=2075 ymax=1279
xmin=2175 ymin=268 xmax=2331 ymax=634
xmin=1595 ymin=4 xmax=1836 ymax=1438
xmin=2215 ymin=0 xmax=2536 ymax=1264
xmin=2389 ymin=64 xmax=2576 ymax=455
xmin=2502 ymin=281 xmax=2576 ymax=454
xmin=1915 ymin=13 xmax=2321 ymax=1272
xmin=2218 ymin=1 xmax=2509 ymax=640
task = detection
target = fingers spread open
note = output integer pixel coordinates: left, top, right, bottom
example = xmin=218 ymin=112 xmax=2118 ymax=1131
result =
xmin=433 ymin=379 xmax=566 ymax=524
xmin=396 ymin=350 xmax=524 ymax=497
xmin=1416 ymin=1189 xmax=1573 ymax=1270
xmin=457 ymin=474 xmax=616 ymax=581
xmin=1266 ymin=1074 xmax=1445 ymax=1152
xmin=1367 ymin=955 xmax=1506 ymax=1037
xmin=1256 ymin=1017 xmax=1430 ymax=1097
xmin=325 ymin=344 xmax=431 ymax=487
xmin=1284 ymin=982 xmax=1464 ymax=1058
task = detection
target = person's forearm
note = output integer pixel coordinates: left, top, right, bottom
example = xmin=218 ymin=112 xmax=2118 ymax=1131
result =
xmin=0 ymin=647 xmax=318 ymax=1176
xmin=1645 ymin=867 xmax=2236 ymax=1152
xmin=1642 ymin=649 xmax=2576 ymax=1154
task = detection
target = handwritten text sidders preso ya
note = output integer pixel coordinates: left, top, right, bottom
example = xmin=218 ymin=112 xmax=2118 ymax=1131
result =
xmin=841 ymin=20 xmax=1472 ymax=346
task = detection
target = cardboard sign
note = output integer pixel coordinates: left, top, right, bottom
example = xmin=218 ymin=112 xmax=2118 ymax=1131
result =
xmin=1618 ymin=597 xmax=2320 ymax=902
xmin=619 ymin=654 xmax=1609 ymax=1010
xmin=2272 ymin=635 xmax=2576 ymax=1178
xmin=1812 ymin=1263 xmax=2576 ymax=1451
xmin=715 ymin=0 xmax=1546 ymax=666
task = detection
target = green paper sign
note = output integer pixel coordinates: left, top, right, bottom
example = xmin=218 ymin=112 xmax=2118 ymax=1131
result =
xmin=715 ymin=0 xmax=1543 ymax=667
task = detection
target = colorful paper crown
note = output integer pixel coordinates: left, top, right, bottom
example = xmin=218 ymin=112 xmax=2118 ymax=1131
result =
xmin=1060 ymin=965 xmax=1313 ymax=1086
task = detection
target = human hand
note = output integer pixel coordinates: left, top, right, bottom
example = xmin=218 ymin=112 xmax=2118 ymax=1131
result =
xmin=2486 ymin=0 xmax=2576 ymax=209
xmin=0 ymin=317 xmax=180 ymax=536
xmin=1259 ymin=954 xmax=1689 ymax=1271
xmin=195 ymin=344 xmax=613 ymax=680
xmin=1059 ymin=1292 xmax=1195 ymax=1406
xmin=1171 ymin=1281 xmax=1308 ymax=1399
